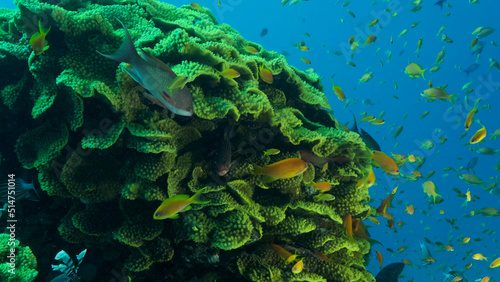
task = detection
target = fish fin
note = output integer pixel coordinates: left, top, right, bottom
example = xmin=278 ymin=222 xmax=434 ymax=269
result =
xmin=138 ymin=48 xmax=177 ymax=77
xmin=160 ymin=194 xmax=190 ymax=206
xmin=180 ymin=205 xmax=192 ymax=212
xmin=189 ymin=186 xmax=210 ymax=205
xmin=97 ymin=19 xmax=139 ymax=65
xmin=38 ymin=20 xmax=51 ymax=35
xmin=170 ymin=213 xmax=180 ymax=219
xmin=29 ymin=32 xmax=41 ymax=45
xmin=262 ymin=175 xmax=278 ymax=183
xmin=124 ymin=67 xmax=147 ymax=89
xmin=421 ymin=69 xmax=426 ymax=80
xmin=251 ymin=164 xmax=264 ymax=175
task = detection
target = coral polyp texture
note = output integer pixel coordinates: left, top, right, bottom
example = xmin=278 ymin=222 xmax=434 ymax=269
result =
xmin=0 ymin=0 xmax=375 ymax=281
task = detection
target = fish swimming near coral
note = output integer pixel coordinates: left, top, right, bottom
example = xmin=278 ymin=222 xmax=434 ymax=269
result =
xmin=349 ymin=111 xmax=381 ymax=151
xmin=252 ymin=158 xmax=308 ymax=182
xmin=98 ymin=20 xmax=193 ymax=116
xmin=375 ymin=262 xmax=405 ymax=282
xmin=153 ymin=187 xmax=210 ymax=219
xmin=215 ymin=126 xmax=235 ymax=176
xmin=29 ymin=20 xmax=51 ymax=55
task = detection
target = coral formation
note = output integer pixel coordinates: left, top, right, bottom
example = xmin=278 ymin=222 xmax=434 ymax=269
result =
xmin=0 ymin=234 xmax=38 ymax=281
xmin=0 ymin=0 xmax=376 ymax=280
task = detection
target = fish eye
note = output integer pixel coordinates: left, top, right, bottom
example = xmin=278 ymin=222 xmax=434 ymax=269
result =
xmin=155 ymin=213 xmax=159 ymax=216
xmin=304 ymin=164 xmax=308 ymax=168
xmin=186 ymin=107 xmax=192 ymax=112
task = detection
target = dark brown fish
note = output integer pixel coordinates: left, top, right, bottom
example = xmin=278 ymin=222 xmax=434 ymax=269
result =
xmin=215 ymin=126 xmax=234 ymax=176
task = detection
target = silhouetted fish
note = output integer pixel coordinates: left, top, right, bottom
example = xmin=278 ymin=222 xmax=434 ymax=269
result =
xmin=434 ymin=0 xmax=447 ymax=9
xmin=462 ymin=63 xmax=480 ymax=76
xmin=465 ymin=157 xmax=478 ymax=173
xmin=375 ymin=262 xmax=405 ymax=282
xmin=260 ymin=28 xmax=268 ymax=37
xmin=349 ymin=111 xmax=381 ymax=151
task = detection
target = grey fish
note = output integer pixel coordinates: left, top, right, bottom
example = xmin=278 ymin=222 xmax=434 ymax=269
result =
xmin=349 ymin=111 xmax=381 ymax=151
xmin=215 ymin=126 xmax=235 ymax=176
xmin=463 ymin=63 xmax=480 ymax=76
xmin=434 ymin=0 xmax=447 ymax=9
xmin=419 ymin=240 xmax=433 ymax=266
xmin=465 ymin=157 xmax=478 ymax=173
xmin=375 ymin=263 xmax=405 ymax=282
xmin=98 ymin=20 xmax=193 ymax=116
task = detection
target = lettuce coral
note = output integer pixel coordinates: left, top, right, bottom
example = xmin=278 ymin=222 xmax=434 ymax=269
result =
xmin=0 ymin=0 xmax=377 ymax=280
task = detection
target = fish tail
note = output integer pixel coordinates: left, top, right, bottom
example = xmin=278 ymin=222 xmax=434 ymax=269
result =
xmin=251 ymin=164 xmax=264 ymax=175
xmin=38 ymin=20 xmax=51 ymax=35
xmin=421 ymin=69 xmax=426 ymax=80
xmin=189 ymin=186 xmax=210 ymax=205
xmin=97 ymin=20 xmax=140 ymax=65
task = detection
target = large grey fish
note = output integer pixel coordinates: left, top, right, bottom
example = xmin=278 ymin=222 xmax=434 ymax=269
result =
xmin=349 ymin=111 xmax=381 ymax=151
xmin=98 ymin=21 xmax=193 ymax=116
xmin=375 ymin=263 xmax=405 ymax=282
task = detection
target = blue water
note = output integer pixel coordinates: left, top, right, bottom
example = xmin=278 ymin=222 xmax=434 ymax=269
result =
xmin=2 ymin=0 xmax=499 ymax=281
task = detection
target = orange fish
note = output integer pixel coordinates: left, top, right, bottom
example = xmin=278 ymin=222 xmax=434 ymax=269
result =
xmin=190 ymin=3 xmax=201 ymax=9
xmin=30 ymin=20 xmax=51 ymax=55
xmin=299 ymin=46 xmax=309 ymax=51
xmin=376 ymin=250 xmax=383 ymax=268
xmin=252 ymin=158 xmax=308 ymax=182
xmin=402 ymin=259 xmax=413 ymax=265
xmin=310 ymin=181 xmax=331 ymax=192
xmin=403 ymin=204 xmax=414 ymax=215
xmin=371 ymin=150 xmax=400 ymax=175
xmin=259 ymin=65 xmax=273 ymax=84
xmin=153 ymin=187 xmax=210 ymax=219
xmin=343 ymin=214 xmax=355 ymax=243
xmin=270 ymin=244 xmax=292 ymax=260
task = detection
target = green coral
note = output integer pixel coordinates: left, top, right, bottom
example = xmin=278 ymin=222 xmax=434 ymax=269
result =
xmin=0 ymin=234 xmax=38 ymax=282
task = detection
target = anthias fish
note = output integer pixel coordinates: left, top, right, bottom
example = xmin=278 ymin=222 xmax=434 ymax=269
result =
xmin=99 ymin=20 xmax=193 ymax=116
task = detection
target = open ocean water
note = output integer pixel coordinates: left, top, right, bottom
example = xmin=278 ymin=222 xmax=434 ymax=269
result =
xmin=1 ymin=0 xmax=499 ymax=281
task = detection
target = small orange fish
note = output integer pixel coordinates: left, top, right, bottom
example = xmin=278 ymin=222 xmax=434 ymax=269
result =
xmin=376 ymin=250 xmax=383 ymax=268
xmin=299 ymin=46 xmax=309 ymax=51
xmin=480 ymin=277 xmax=490 ymax=282
xmin=330 ymin=78 xmax=345 ymax=101
xmin=301 ymin=58 xmax=312 ymax=65
xmin=292 ymin=258 xmax=304 ymax=274
xmin=271 ymin=244 xmax=292 ymax=258
xmin=252 ymin=158 xmax=308 ymax=182
xmin=259 ymin=65 xmax=273 ymax=84
xmin=422 ymin=256 xmax=436 ymax=263
xmin=402 ymin=259 xmax=412 ymax=265
xmin=310 ymin=181 xmax=331 ymax=192
xmin=403 ymin=204 xmax=414 ymax=215
xmin=343 ymin=214 xmax=355 ymax=243
xmin=153 ymin=187 xmax=210 ymax=219
xmin=30 ymin=20 xmax=51 ymax=55
xmin=371 ymin=150 xmax=400 ymax=175
xmin=444 ymin=245 xmax=454 ymax=251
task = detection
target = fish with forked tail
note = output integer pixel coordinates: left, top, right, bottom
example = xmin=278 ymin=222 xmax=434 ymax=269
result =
xmin=98 ymin=20 xmax=193 ymax=116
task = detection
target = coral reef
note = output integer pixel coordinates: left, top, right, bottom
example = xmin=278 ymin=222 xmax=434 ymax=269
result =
xmin=0 ymin=0 xmax=375 ymax=281
xmin=0 ymin=234 xmax=38 ymax=281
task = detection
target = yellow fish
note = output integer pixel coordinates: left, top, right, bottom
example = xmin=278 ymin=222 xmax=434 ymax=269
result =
xmin=465 ymin=105 xmax=478 ymax=131
xmin=422 ymin=181 xmax=441 ymax=204
xmin=472 ymin=253 xmax=488 ymax=261
xmin=252 ymin=158 xmax=308 ymax=182
xmin=292 ymin=258 xmax=304 ymax=274
xmin=405 ymin=63 xmax=426 ymax=79
xmin=153 ymin=187 xmax=210 ymax=219
xmin=30 ymin=20 xmax=51 ymax=55
xmin=219 ymin=69 xmax=241 ymax=79
xmin=330 ymin=78 xmax=345 ymax=101
xmin=490 ymin=257 xmax=500 ymax=268
xmin=461 ymin=237 xmax=470 ymax=245
xmin=470 ymin=123 xmax=487 ymax=144
xmin=359 ymin=72 xmax=373 ymax=83
xmin=259 ymin=65 xmax=273 ymax=84
xmin=168 ymin=75 xmax=189 ymax=91
xmin=421 ymin=87 xmax=455 ymax=103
